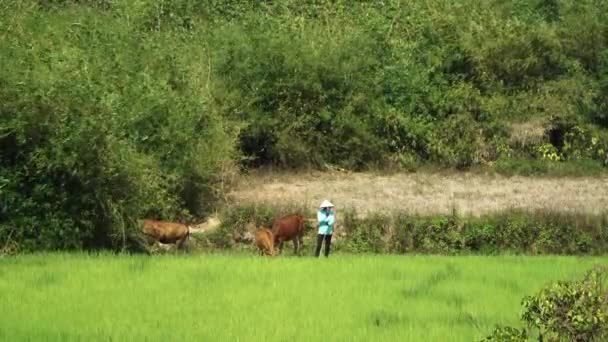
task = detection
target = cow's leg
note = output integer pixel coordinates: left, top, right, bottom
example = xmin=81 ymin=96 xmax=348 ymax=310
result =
xmin=297 ymin=233 xmax=304 ymax=255
xmin=176 ymin=234 xmax=189 ymax=252
xmin=293 ymin=237 xmax=299 ymax=256
xmin=277 ymin=239 xmax=285 ymax=255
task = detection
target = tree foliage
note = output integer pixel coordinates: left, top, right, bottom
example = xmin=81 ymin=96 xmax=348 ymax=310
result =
xmin=2 ymin=0 xmax=608 ymax=250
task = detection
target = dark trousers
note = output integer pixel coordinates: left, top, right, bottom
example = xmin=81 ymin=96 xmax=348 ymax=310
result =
xmin=315 ymin=234 xmax=333 ymax=257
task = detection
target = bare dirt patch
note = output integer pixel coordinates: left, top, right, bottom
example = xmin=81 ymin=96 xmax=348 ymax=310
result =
xmin=227 ymin=171 xmax=608 ymax=216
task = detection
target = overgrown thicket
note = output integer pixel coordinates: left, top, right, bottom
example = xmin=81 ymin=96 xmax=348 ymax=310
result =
xmin=2 ymin=0 xmax=608 ymax=251
xmin=23 ymin=0 xmax=608 ymax=172
xmin=0 ymin=1 xmax=238 ymax=252
xmin=203 ymin=0 xmax=608 ymax=170
xmin=211 ymin=205 xmax=608 ymax=255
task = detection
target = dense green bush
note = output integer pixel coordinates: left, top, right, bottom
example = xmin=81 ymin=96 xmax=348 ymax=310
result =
xmin=0 ymin=1 xmax=237 ymax=251
xmin=198 ymin=0 xmax=608 ymax=170
xmin=342 ymin=211 xmax=390 ymax=253
xmin=521 ymin=267 xmax=608 ymax=341
xmin=389 ymin=210 xmax=608 ymax=255
xmin=210 ymin=18 xmax=389 ymax=169
xmin=485 ymin=266 xmax=608 ymax=342
xmin=2 ymin=0 xmax=608 ymax=172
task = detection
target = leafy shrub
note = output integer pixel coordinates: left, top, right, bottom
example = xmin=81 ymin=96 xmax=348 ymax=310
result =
xmin=522 ymin=267 xmax=608 ymax=341
xmin=210 ymin=17 xmax=388 ymax=169
xmin=220 ymin=205 xmax=608 ymax=255
xmin=342 ymin=212 xmax=389 ymax=253
xmin=483 ymin=326 xmax=528 ymax=342
xmin=0 ymin=3 xmax=237 ymax=251
xmin=485 ymin=266 xmax=608 ymax=342
xmin=409 ymin=214 xmax=465 ymax=254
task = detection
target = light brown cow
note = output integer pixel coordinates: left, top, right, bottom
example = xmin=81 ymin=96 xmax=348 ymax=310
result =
xmin=141 ymin=219 xmax=190 ymax=250
xmin=255 ymin=228 xmax=274 ymax=256
xmin=272 ymin=213 xmax=305 ymax=255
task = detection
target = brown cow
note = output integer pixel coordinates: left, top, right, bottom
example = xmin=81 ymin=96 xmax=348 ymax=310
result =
xmin=272 ymin=213 xmax=305 ymax=255
xmin=255 ymin=228 xmax=274 ymax=256
xmin=141 ymin=219 xmax=190 ymax=250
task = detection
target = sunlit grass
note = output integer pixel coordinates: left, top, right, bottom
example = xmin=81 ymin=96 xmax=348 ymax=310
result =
xmin=0 ymin=254 xmax=606 ymax=341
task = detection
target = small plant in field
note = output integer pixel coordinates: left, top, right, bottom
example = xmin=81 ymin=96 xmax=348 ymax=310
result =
xmin=536 ymin=143 xmax=562 ymax=162
xmin=484 ymin=326 xmax=528 ymax=342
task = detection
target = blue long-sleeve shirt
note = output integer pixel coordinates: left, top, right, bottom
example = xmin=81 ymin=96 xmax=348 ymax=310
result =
xmin=317 ymin=209 xmax=335 ymax=235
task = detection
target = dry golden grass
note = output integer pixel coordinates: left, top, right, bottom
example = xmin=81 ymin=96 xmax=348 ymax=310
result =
xmin=227 ymin=170 xmax=608 ymax=216
xmin=508 ymin=119 xmax=547 ymax=147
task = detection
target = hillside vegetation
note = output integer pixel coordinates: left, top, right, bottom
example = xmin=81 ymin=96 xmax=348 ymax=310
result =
xmin=2 ymin=0 xmax=608 ymax=251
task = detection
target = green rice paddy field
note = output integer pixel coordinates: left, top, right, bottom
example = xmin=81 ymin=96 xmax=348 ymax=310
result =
xmin=0 ymin=254 xmax=606 ymax=341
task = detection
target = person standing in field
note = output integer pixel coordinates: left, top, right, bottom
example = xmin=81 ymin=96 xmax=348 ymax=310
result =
xmin=315 ymin=200 xmax=335 ymax=257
